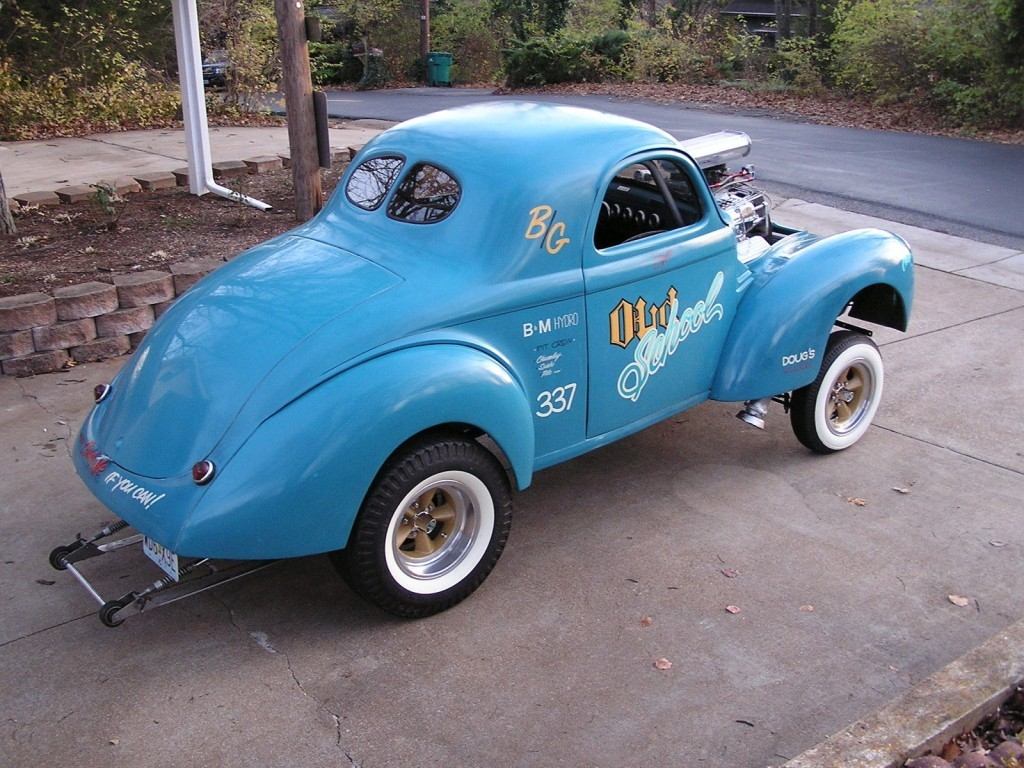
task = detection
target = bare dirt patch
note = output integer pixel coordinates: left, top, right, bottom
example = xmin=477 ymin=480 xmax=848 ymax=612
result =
xmin=0 ymin=166 xmax=345 ymax=299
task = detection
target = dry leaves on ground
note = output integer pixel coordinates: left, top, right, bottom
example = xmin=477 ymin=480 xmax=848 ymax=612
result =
xmin=948 ymin=594 xmax=971 ymax=607
xmin=725 ymin=605 xmax=741 ymax=614
xmin=654 ymin=658 xmax=673 ymax=671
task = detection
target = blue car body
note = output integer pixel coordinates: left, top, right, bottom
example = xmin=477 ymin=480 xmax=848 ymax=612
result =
xmin=73 ymin=102 xmax=913 ymax=561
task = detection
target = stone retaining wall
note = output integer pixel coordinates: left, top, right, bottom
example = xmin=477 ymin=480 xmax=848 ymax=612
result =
xmin=0 ymin=259 xmax=225 ymax=376
xmin=1 ymin=145 xmax=366 ymax=377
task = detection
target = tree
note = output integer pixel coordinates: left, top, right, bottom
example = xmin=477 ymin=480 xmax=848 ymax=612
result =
xmin=329 ymin=0 xmax=402 ymax=82
xmin=492 ymin=0 xmax=571 ymax=39
xmin=0 ymin=171 xmax=15 ymax=236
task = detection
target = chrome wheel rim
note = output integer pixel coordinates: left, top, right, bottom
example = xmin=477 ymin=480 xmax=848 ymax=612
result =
xmin=390 ymin=477 xmax=482 ymax=582
xmin=824 ymin=359 xmax=874 ymax=437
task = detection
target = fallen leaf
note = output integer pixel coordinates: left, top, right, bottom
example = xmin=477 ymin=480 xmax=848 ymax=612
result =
xmin=725 ymin=605 xmax=741 ymax=614
xmin=846 ymin=497 xmax=867 ymax=507
xmin=721 ymin=568 xmax=739 ymax=578
xmin=640 ymin=616 xmax=653 ymax=627
xmin=892 ymin=487 xmax=911 ymax=495
xmin=108 ymin=739 xmax=119 ymax=746
xmin=990 ymin=540 xmax=1007 ymax=548
xmin=948 ymin=594 xmax=970 ymax=607
xmin=940 ymin=741 xmax=961 ymax=761
xmin=35 ymin=579 xmax=55 ymax=586
xmin=799 ymin=604 xmax=815 ymax=612
xmin=653 ymin=658 xmax=672 ymax=671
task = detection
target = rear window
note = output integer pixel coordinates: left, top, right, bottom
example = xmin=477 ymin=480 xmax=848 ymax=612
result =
xmin=346 ymin=156 xmax=405 ymax=210
xmin=387 ymin=163 xmax=461 ymax=224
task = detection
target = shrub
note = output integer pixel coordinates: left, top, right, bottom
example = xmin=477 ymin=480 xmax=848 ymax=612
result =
xmin=504 ymin=35 xmax=599 ymax=86
xmin=771 ymin=36 xmax=828 ymax=93
xmin=0 ymin=58 xmax=180 ymax=140
xmin=830 ymin=0 xmax=928 ymax=100
xmin=432 ymin=2 xmax=509 ymax=83
xmin=309 ymin=42 xmax=363 ymax=85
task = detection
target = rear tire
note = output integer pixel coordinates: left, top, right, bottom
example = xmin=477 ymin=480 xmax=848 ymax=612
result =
xmin=332 ymin=436 xmax=513 ymax=618
xmin=790 ymin=331 xmax=884 ymax=454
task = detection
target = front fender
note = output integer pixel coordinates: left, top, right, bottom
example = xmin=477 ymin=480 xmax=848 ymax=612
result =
xmin=174 ymin=345 xmax=535 ymax=559
xmin=711 ymin=228 xmax=913 ymax=402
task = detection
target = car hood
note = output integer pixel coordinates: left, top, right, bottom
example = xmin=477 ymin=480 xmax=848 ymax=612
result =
xmin=92 ymin=235 xmax=403 ymax=479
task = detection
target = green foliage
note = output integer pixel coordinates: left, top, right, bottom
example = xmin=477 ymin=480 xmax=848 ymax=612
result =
xmin=830 ymin=0 xmax=1024 ymax=126
xmin=0 ymin=0 xmax=175 ymax=80
xmin=309 ymin=42 xmax=363 ymax=85
xmin=222 ymin=1 xmax=280 ymax=109
xmin=492 ymin=0 xmax=572 ymax=39
xmin=830 ymin=0 xmax=928 ymax=98
xmin=0 ymin=58 xmax=180 ymax=140
xmin=432 ymin=3 xmax=509 ymax=83
xmin=621 ymin=12 xmax=762 ymax=84
xmin=503 ymin=35 xmax=599 ymax=86
xmin=771 ymin=36 xmax=828 ymax=93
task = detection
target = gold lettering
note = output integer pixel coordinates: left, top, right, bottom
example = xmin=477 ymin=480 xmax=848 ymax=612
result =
xmin=525 ymin=205 xmax=552 ymax=240
xmin=545 ymin=221 xmax=570 ymax=255
xmin=608 ymin=286 xmax=681 ymax=348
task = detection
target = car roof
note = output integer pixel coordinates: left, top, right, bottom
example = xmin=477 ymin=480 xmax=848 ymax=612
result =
xmin=364 ymin=101 xmax=676 ymax=189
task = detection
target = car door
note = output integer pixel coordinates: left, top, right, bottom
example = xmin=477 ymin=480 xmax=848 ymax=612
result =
xmin=584 ymin=151 xmax=741 ymax=437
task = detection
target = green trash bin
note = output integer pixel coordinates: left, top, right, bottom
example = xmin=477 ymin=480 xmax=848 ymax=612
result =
xmin=426 ymin=52 xmax=453 ymax=87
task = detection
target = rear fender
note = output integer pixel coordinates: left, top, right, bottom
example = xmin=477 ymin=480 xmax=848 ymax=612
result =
xmin=175 ymin=345 xmax=534 ymax=559
xmin=711 ymin=228 xmax=913 ymax=402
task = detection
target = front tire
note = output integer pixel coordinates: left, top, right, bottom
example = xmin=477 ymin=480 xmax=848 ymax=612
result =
xmin=332 ymin=436 xmax=513 ymax=618
xmin=790 ymin=331 xmax=884 ymax=454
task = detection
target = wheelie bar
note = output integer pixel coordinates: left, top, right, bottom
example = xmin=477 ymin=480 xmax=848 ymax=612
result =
xmin=48 ymin=520 xmax=277 ymax=627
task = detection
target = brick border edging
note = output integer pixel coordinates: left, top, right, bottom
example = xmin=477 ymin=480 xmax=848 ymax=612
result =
xmin=781 ymin=618 xmax=1024 ymax=768
xmin=1 ymin=145 xmax=366 ymax=376
xmin=6 ymin=146 xmax=360 ymax=213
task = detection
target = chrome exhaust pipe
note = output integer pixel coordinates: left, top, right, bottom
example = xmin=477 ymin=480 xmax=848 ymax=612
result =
xmin=736 ymin=397 xmax=772 ymax=429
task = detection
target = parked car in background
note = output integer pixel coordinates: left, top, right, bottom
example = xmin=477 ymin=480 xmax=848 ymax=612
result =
xmin=202 ymin=50 xmax=228 ymax=88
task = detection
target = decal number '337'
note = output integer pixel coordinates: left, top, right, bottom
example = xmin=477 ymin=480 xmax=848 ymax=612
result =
xmin=535 ymin=383 xmax=577 ymax=418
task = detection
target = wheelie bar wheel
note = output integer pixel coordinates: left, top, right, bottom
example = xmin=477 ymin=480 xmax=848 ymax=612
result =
xmin=48 ymin=544 xmax=78 ymax=571
xmin=99 ymin=595 xmax=135 ymax=627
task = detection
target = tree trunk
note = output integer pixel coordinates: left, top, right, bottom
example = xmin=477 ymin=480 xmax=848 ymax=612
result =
xmin=775 ymin=0 xmax=792 ymax=39
xmin=273 ymin=0 xmax=323 ymax=222
xmin=0 ymin=170 xmax=15 ymax=236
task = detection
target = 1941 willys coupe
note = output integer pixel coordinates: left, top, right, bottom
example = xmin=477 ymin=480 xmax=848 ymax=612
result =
xmin=51 ymin=102 xmax=914 ymax=625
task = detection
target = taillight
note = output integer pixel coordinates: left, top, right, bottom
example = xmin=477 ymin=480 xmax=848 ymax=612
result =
xmin=192 ymin=460 xmax=215 ymax=485
xmin=94 ymin=384 xmax=111 ymax=403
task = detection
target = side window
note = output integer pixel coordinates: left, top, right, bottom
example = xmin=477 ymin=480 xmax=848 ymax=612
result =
xmin=593 ymin=158 xmax=703 ymax=250
xmin=387 ymin=163 xmax=461 ymax=224
xmin=346 ymin=156 xmax=405 ymax=210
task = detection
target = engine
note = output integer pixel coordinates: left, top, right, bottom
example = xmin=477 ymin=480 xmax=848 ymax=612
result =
xmin=678 ymin=131 xmax=773 ymax=245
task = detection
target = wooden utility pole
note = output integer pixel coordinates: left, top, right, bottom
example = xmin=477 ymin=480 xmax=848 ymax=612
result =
xmin=273 ymin=0 xmax=323 ymax=221
xmin=420 ymin=0 xmax=431 ymax=83
xmin=0 ymin=170 xmax=15 ymax=236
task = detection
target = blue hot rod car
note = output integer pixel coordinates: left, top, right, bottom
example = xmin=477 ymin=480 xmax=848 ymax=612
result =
xmin=51 ymin=103 xmax=913 ymax=624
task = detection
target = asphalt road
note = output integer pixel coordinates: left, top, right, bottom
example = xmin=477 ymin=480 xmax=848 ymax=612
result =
xmin=325 ymin=87 xmax=1024 ymax=250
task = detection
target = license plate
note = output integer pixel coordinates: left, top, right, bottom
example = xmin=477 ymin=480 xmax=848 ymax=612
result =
xmin=143 ymin=536 xmax=180 ymax=582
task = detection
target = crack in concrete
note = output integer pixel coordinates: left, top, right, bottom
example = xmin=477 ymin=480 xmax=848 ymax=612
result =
xmin=0 ymin=611 xmax=94 ymax=649
xmin=13 ymin=379 xmax=74 ymax=459
xmin=81 ymin=136 xmax=186 ymax=164
xmin=212 ymin=595 xmax=359 ymax=766
xmin=873 ymin=423 xmax=1024 ymax=478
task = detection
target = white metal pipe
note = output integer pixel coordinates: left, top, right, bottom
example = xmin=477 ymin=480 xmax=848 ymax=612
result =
xmin=171 ymin=0 xmax=271 ymax=211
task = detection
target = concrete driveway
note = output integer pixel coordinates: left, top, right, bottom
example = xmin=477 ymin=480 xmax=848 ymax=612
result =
xmin=1 ymin=203 xmax=1023 ymax=768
